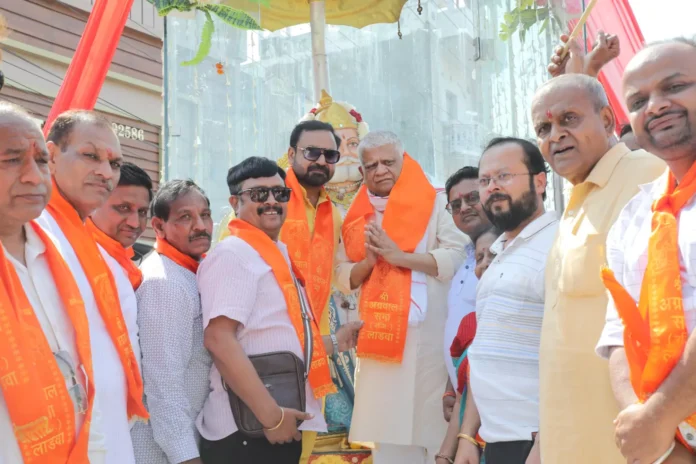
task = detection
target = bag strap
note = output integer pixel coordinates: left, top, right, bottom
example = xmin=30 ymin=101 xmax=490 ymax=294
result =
xmin=291 ymin=274 xmax=313 ymax=382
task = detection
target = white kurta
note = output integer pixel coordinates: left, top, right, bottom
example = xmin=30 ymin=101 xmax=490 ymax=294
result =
xmin=0 ymin=224 xmax=106 ymax=464
xmin=38 ymin=211 xmax=138 ymax=464
xmin=335 ymin=191 xmax=467 ymax=451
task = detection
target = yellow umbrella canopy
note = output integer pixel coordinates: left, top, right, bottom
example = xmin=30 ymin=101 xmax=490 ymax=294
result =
xmin=220 ymin=0 xmax=408 ymax=31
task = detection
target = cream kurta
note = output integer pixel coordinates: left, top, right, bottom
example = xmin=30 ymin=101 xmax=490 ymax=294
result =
xmin=540 ymin=144 xmax=665 ymax=463
xmin=335 ymin=191 xmax=467 ymax=450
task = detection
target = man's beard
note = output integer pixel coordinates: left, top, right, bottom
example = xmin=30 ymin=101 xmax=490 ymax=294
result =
xmin=645 ymin=110 xmax=694 ymax=150
xmin=296 ymin=164 xmax=331 ymax=187
xmin=483 ymin=186 xmax=539 ymax=232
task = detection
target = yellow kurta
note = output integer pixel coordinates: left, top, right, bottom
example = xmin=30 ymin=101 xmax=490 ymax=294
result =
xmin=284 ymin=185 xmax=343 ymax=463
xmin=540 ymin=143 xmax=665 ymax=463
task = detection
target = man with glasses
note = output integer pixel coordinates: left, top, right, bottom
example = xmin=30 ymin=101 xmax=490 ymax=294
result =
xmin=440 ymin=167 xmax=492 ymax=423
xmin=531 ymin=74 xmax=664 ymax=464
xmin=130 ymin=180 xmax=214 ymax=464
xmin=198 ymin=157 xmax=363 ymax=464
xmin=335 ymin=131 xmax=467 ymax=464
xmin=87 ymin=161 xmax=153 ymax=290
xmin=457 ymin=138 xmax=558 ymax=464
xmin=0 ymin=102 xmax=104 ymax=462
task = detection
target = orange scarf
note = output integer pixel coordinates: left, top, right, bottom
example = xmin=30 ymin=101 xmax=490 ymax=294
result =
xmin=280 ymin=168 xmax=335 ymax=324
xmin=86 ymin=219 xmax=143 ymax=290
xmin=602 ymin=163 xmax=696 ymax=445
xmin=227 ymin=219 xmax=336 ymax=398
xmin=0 ymin=222 xmax=95 ymax=463
xmin=46 ymin=180 xmax=148 ymax=421
xmin=341 ymin=153 xmax=435 ymax=363
xmin=155 ymin=239 xmax=201 ymax=274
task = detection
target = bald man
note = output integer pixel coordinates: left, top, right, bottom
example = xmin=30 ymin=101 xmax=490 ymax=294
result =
xmin=530 ymin=74 xmax=665 ymax=464
xmin=596 ymin=38 xmax=696 ymax=464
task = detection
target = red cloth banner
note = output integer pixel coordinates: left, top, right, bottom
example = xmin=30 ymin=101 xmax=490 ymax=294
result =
xmin=44 ymin=0 xmax=135 ymax=134
xmin=570 ymin=0 xmax=646 ymax=128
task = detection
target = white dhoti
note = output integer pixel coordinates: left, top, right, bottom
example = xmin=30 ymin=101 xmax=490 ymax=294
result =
xmin=350 ymin=327 xmax=447 ymax=463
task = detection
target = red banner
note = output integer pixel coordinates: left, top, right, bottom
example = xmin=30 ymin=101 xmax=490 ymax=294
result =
xmin=44 ymin=0 xmax=135 ymax=134
xmin=572 ymin=0 xmax=645 ymax=128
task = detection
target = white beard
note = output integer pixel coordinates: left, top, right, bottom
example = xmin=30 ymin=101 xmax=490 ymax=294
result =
xmin=330 ymin=164 xmax=363 ymax=184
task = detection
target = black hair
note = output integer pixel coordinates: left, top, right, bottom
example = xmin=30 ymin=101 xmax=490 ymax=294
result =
xmin=619 ymin=123 xmax=633 ymax=138
xmin=475 ymin=226 xmax=502 ymax=246
xmin=118 ymin=161 xmax=154 ymax=201
xmin=151 ymin=179 xmax=209 ymax=221
xmin=445 ymin=166 xmax=478 ymax=199
xmin=46 ymin=110 xmax=113 ymax=150
xmin=481 ymin=137 xmax=550 ymax=201
xmin=226 ymin=156 xmax=286 ymax=196
xmin=289 ymin=120 xmax=341 ymax=149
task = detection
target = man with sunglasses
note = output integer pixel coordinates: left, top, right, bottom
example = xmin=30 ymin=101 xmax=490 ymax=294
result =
xmin=439 ymin=167 xmax=492 ymax=424
xmin=0 ymin=102 xmax=105 ymax=462
xmin=335 ymin=131 xmax=467 ymax=464
xmin=531 ymin=74 xmax=665 ymax=464
xmin=198 ymin=157 xmax=363 ymax=464
xmin=278 ymin=120 xmax=358 ymax=462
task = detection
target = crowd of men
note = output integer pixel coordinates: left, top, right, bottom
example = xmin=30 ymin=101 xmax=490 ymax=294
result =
xmin=0 ymin=29 xmax=695 ymax=464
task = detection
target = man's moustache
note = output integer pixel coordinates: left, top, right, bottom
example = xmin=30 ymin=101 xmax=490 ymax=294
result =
xmin=308 ymin=165 xmax=329 ymax=175
xmin=256 ymin=205 xmax=283 ymax=215
xmin=645 ymin=110 xmax=686 ymax=133
xmin=188 ymin=232 xmax=211 ymax=242
xmin=485 ymin=194 xmax=511 ymax=210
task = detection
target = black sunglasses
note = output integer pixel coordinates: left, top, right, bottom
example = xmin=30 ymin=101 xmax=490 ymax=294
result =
xmin=294 ymin=146 xmax=341 ymax=165
xmin=237 ymin=187 xmax=292 ymax=203
xmin=446 ymin=191 xmax=480 ymax=214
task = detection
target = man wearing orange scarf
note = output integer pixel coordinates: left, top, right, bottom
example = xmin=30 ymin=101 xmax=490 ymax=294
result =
xmin=88 ymin=161 xmax=153 ymax=289
xmin=0 ymin=102 xmax=105 ymax=463
xmin=596 ymin=38 xmax=696 ymax=464
xmin=131 ymin=180 xmax=213 ymax=464
xmin=198 ymin=156 xmax=362 ymax=464
xmin=335 ymin=131 xmax=467 ymax=463
xmin=37 ymin=110 xmax=147 ymax=464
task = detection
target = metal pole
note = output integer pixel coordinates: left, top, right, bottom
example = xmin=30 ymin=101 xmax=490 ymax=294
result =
xmin=309 ymin=0 xmax=329 ymax=101
xmin=581 ymin=0 xmax=588 ymax=53
xmin=162 ymin=15 xmax=169 ymax=182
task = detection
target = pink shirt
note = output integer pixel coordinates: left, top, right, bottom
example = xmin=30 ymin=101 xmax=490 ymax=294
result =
xmin=195 ymin=236 xmax=327 ymax=441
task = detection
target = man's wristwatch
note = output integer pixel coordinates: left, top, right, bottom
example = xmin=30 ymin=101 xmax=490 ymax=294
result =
xmin=330 ymin=334 xmax=339 ymax=355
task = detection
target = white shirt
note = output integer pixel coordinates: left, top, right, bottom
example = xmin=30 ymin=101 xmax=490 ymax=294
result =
xmin=196 ymin=236 xmax=327 ymax=441
xmin=445 ymin=245 xmax=477 ymax=389
xmin=468 ymin=211 xmax=558 ymax=443
xmin=0 ymin=224 xmax=106 ymax=464
xmin=37 ymin=211 xmax=137 ymax=464
xmin=595 ymin=172 xmax=696 ymax=448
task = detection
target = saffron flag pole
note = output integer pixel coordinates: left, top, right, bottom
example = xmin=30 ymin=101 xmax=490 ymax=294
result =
xmin=43 ymin=0 xmax=135 ymax=135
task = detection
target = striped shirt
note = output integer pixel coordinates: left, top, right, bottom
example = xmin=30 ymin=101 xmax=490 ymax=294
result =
xmin=468 ymin=211 xmax=558 ymax=443
xmin=195 ymin=236 xmax=327 ymax=441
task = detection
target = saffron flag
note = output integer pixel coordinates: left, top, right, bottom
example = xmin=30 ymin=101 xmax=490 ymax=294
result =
xmin=44 ymin=0 xmax=135 ymax=134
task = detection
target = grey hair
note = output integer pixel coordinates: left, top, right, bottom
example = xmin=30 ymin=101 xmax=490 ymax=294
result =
xmin=0 ymin=101 xmax=40 ymax=128
xmin=357 ymin=130 xmax=404 ymax=162
xmin=535 ymin=74 xmax=609 ymax=112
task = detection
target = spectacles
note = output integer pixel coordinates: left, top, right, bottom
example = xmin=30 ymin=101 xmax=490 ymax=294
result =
xmin=237 ymin=187 xmax=292 ymax=203
xmin=477 ymin=172 xmax=533 ymax=188
xmin=54 ymin=350 xmax=88 ymax=415
xmin=446 ymin=191 xmax=480 ymax=214
xmin=294 ymin=146 xmax=341 ymax=165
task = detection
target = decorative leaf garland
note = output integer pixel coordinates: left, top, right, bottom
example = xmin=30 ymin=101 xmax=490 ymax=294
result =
xmin=499 ymin=0 xmax=565 ymax=42
xmin=148 ymin=0 xmax=263 ymax=66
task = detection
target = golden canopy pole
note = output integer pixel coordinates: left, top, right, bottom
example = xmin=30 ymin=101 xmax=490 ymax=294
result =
xmin=309 ymin=0 xmax=330 ymax=101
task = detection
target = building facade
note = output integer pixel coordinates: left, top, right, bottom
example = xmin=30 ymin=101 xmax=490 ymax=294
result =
xmin=0 ymin=0 xmax=163 ymax=245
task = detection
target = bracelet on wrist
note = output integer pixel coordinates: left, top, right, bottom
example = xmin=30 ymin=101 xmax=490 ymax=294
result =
xmin=434 ymin=453 xmax=454 ymax=464
xmin=442 ymin=391 xmax=456 ymax=399
xmin=457 ymin=433 xmax=481 ymax=449
xmin=264 ymin=407 xmax=284 ymax=431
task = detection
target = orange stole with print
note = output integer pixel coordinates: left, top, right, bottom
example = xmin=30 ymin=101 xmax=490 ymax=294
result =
xmin=155 ymin=239 xmax=202 ymax=274
xmin=0 ymin=222 xmax=95 ymax=463
xmin=341 ymin=154 xmax=435 ymax=363
xmin=227 ymin=219 xmax=336 ymax=398
xmin=46 ymin=181 xmax=148 ymax=421
xmin=602 ymin=163 xmax=696 ymax=446
xmin=280 ymin=168 xmax=335 ymax=324
xmin=85 ymin=219 xmax=143 ymax=290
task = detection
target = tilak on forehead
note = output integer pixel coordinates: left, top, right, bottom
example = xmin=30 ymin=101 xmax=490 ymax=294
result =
xmin=546 ymin=110 xmax=553 ymax=119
